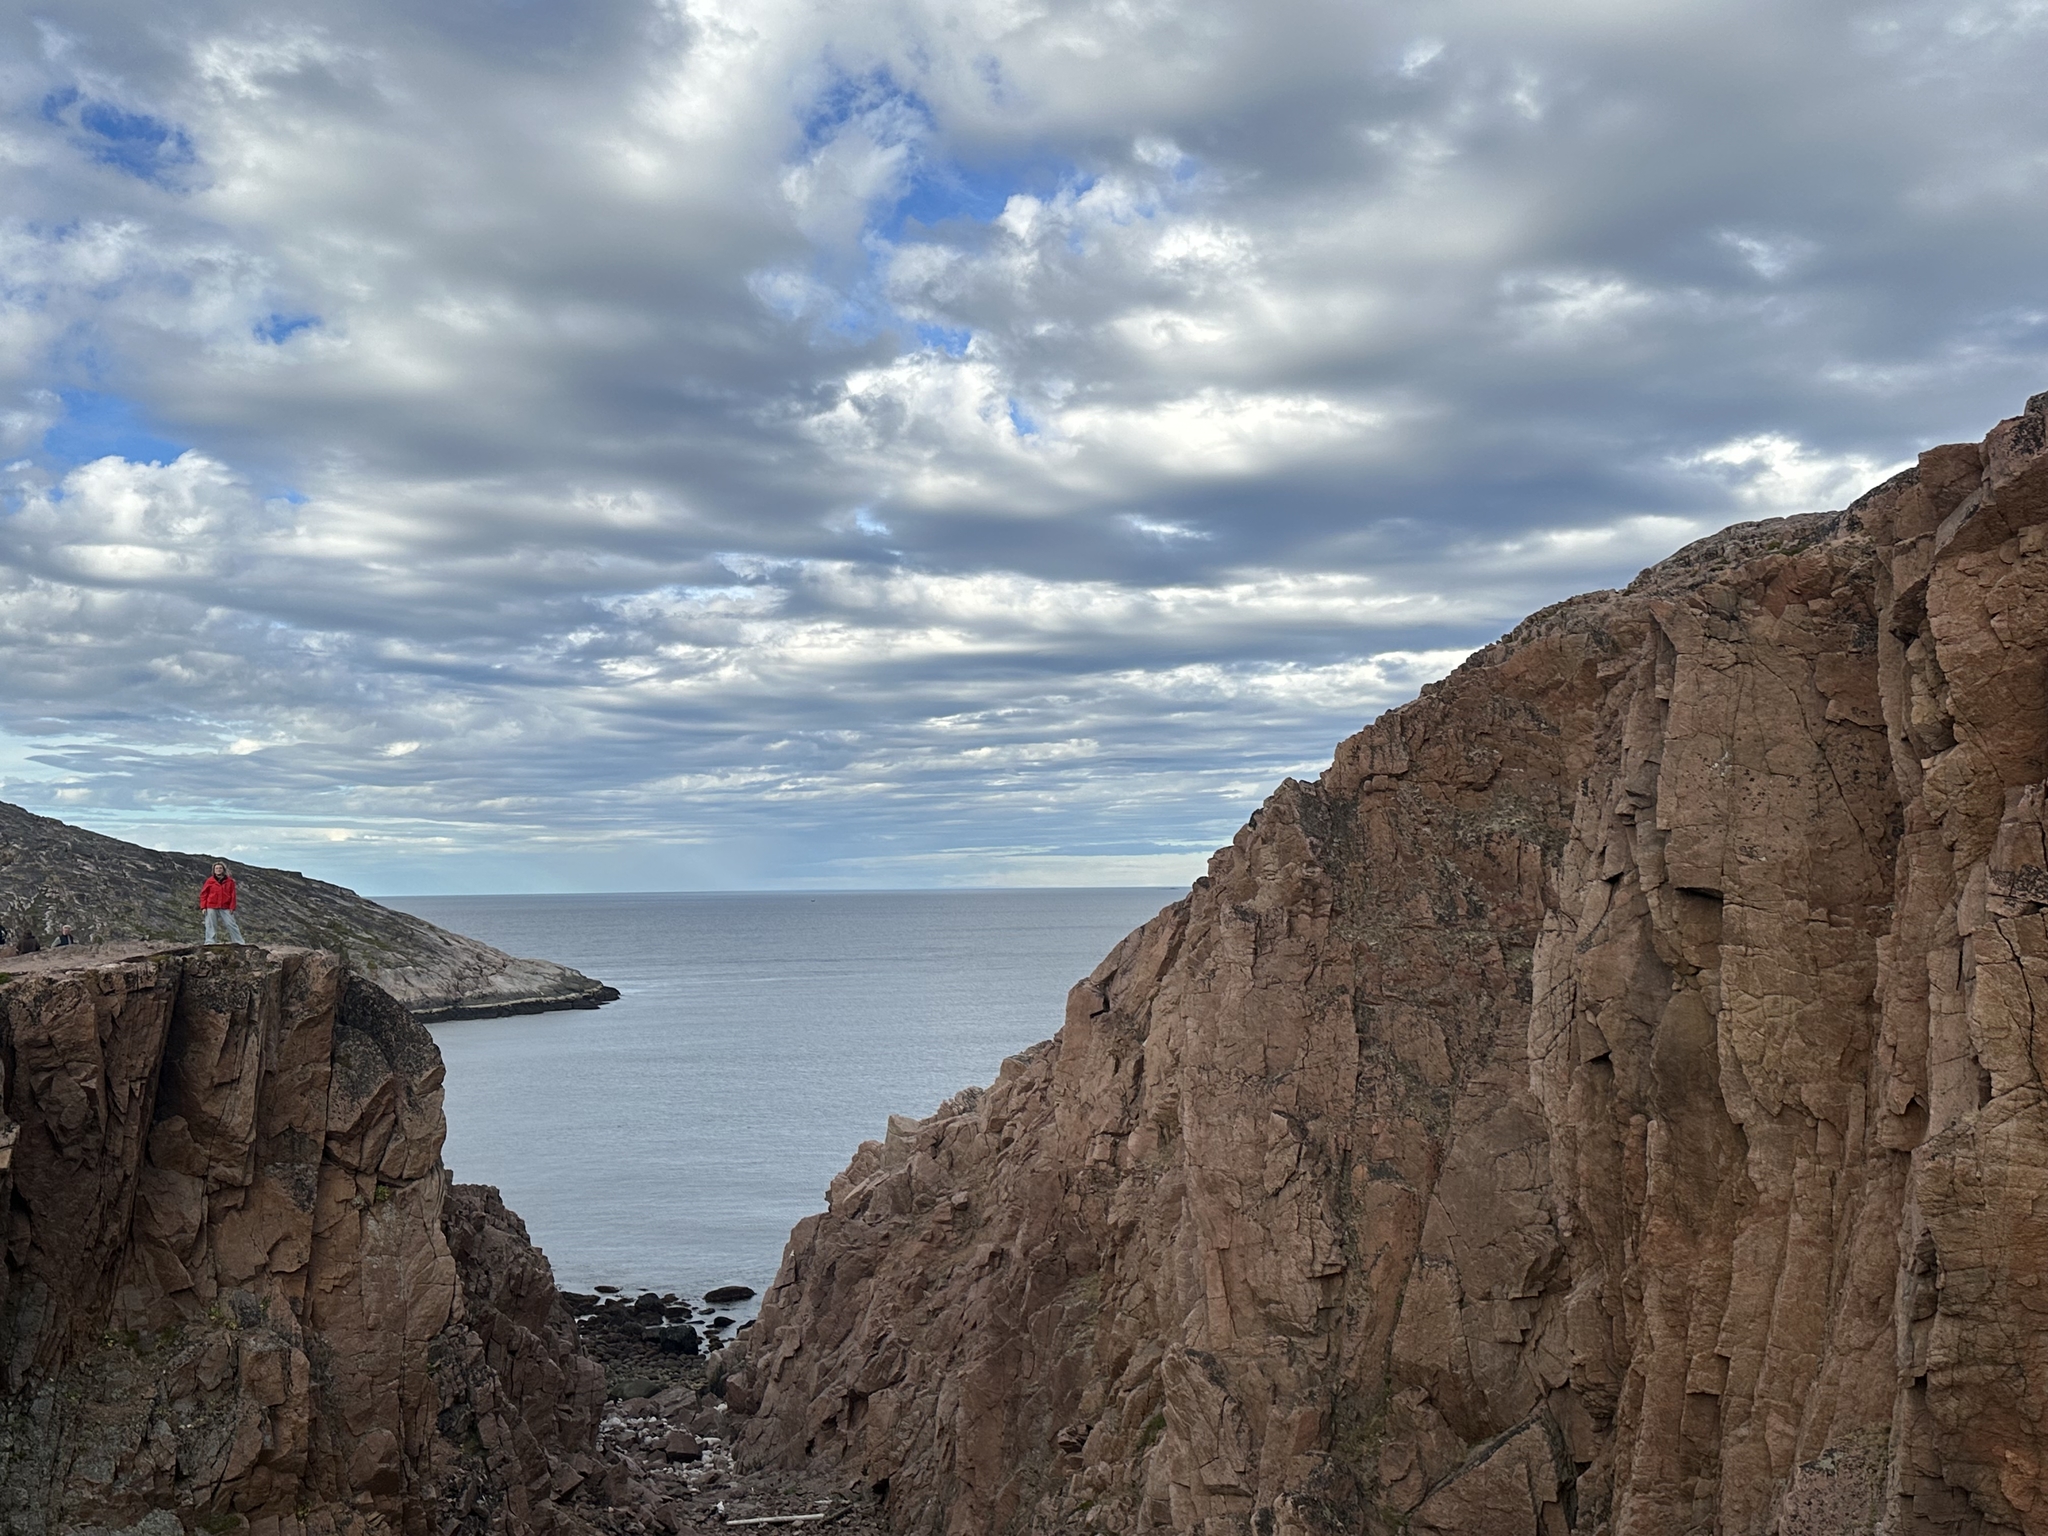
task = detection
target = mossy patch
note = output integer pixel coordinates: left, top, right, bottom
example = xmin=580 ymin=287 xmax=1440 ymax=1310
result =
xmin=1136 ymin=1410 xmax=1167 ymax=1452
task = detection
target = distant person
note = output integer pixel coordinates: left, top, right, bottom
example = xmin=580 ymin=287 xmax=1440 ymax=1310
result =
xmin=55 ymin=925 xmax=76 ymax=947
xmin=200 ymin=862 xmax=245 ymax=945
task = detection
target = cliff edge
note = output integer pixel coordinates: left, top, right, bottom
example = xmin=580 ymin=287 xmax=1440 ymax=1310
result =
xmin=0 ymin=943 xmax=609 ymax=1535
xmin=0 ymin=803 xmax=618 ymax=1020
xmin=733 ymin=391 xmax=2048 ymax=1535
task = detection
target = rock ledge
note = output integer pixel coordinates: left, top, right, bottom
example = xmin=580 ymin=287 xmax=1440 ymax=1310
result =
xmin=0 ymin=799 xmax=617 ymax=1019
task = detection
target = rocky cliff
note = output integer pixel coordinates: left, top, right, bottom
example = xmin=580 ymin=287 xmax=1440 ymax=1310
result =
xmin=733 ymin=391 xmax=2048 ymax=1535
xmin=0 ymin=942 xmax=606 ymax=1535
xmin=0 ymin=803 xmax=617 ymax=1020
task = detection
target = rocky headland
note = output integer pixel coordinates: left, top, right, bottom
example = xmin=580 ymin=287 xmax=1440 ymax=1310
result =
xmin=727 ymin=390 xmax=2048 ymax=1535
xmin=0 ymin=802 xmax=617 ymax=1020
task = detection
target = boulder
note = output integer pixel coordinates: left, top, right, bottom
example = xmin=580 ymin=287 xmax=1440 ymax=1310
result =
xmin=649 ymin=1322 xmax=702 ymax=1355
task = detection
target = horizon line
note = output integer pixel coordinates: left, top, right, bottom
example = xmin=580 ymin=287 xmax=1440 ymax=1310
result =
xmin=373 ymin=884 xmax=1188 ymax=900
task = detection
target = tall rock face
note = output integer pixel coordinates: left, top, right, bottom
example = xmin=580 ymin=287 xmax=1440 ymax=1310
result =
xmin=735 ymin=392 xmax=2048 ymax=1535
xmin=0 ymin=944 xmax=604 ymax=1535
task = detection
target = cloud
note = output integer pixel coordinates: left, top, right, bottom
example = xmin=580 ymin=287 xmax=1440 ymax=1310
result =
xmin=0 ymin=0 xmax=2044 ymax=889
xmin=1677 ymin=434 xmax=1906 ymax=515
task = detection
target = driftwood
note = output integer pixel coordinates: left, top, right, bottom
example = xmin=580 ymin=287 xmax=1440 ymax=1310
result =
xmin=718 ymin=1507 xmax=849 ymax=1527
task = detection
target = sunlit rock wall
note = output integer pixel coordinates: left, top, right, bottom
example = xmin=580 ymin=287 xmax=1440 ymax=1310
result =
xmin=736 ymin=391 xmax=2048 ymax=1536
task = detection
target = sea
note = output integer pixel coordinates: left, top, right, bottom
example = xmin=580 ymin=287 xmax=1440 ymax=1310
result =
xmin=387 ymin=889 xmax=1178 ymax=1315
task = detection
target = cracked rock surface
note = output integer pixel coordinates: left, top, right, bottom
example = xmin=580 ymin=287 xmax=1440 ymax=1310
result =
xmin=0 ymin=943 xmax=878 ymax=1536
xmin=735 ymin=391 xmax=2048 ymax=1535
xmin=0 ymin=945 xmax=614 ymax=1535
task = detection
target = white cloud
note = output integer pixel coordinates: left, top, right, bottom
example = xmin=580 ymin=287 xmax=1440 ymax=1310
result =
xmin=1058 ymin=389 xmax=1387 ymax=478
xmin=0 ymin=0 xmax=2043 ymax=889
xmin=1123 ymin=514 xmax=1208 ymax=541
xmin=1678 ymin=434 xmax=1907 ymax=515
xmin=1717 ymin=229 xmax=1816 ymax=281
xmin=1399 ymin=39 xmax=1446 ymax=76
xmin=1500 ymin=271 xmax=1656 ymax=345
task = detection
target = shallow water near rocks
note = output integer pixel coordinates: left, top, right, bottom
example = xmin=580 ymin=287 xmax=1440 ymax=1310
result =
xmin=393 ymin=889 xmax=1175 ymax=1317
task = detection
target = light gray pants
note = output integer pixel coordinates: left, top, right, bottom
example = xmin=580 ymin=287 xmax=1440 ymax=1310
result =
xmin=204 ymin=909 xmax=245 ymax=944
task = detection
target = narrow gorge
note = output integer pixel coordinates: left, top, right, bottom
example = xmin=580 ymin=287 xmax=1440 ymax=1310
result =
xmin=11 ymin=391 xmax=2048 ymax=1536
xmin=733 ymin=390 xmax=2048 ymax=1536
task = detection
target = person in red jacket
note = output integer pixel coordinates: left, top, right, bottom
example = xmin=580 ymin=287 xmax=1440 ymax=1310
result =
xmin=200 ymin=862 xmax=245 ymax=945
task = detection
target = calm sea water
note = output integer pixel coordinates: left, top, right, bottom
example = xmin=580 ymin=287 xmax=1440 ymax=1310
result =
xmin=389 ymin=890 xmax=1176 ymax=1311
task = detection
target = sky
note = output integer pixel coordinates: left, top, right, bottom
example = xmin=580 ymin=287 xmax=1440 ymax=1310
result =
xmin=1 ymin=0 xmax=2045 ymax=894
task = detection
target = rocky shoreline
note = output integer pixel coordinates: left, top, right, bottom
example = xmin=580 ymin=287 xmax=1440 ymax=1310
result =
xmin=434 ymin=1190 xmax=879 ymax=1535
xmin=564 ymin=1284 xmax=754 ymax=1397
xmin=581 ymin=1386 xmax=883 ymax=1536
xmin=411 ymin=987 xmax=620 ymax=1024
xmin=549 ymin=1284 xmax=888 ymax=1534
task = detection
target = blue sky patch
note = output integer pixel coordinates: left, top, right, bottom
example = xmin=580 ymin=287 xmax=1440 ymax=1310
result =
xmin=255 ymin=312 xmax=321 ymax=344
xmin=795 ymin=64 xmax=1075 ymax=240
xmin=42 ymin=86 xmax=196 ymax=188
xmin=884 ymin=157 xmax=1087 ymax=241
xmin=43 ymin=390 xmax=189 ymax=467
xmin=916 ymin=323 xmax=971 ymax=356
xmin=799 ymin=66 xmax=933 ymax=151
xmin=890 ymin=159 xmax=1016 ymax=232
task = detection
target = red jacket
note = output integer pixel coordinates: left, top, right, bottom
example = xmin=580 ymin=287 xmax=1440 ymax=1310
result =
xmin=200 ymin=876 xmax=237 ymax=911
